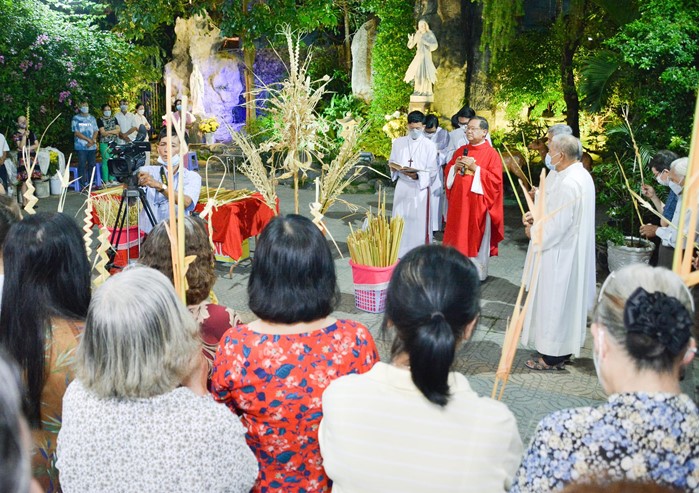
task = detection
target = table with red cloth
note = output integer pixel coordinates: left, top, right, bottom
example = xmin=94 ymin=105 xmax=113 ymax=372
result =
xmin=195 ymin=193 xmax=277 ymax=260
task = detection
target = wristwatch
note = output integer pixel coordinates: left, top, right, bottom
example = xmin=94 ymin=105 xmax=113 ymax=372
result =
xmin=159 ymin=183 xmax=168 ymax=193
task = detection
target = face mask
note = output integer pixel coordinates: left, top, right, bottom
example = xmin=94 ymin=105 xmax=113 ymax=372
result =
xmin=157 ymin=154 xmax=181 ymax=167
xmin=409 ymin=128 xmax=422 ymax=140
xmin=544 ymin=153 xmax=554 ymax=171
xmin=424 ymin=132 xmax=435 ymax=140
xmin=669 ymin=180 xmax=683 ymax=195
xmin=18 ymin=122 xmax=27 ymax=129
xmin=656 ymin=173 xmax=669 ymax=187
xmin=176 ymin=105 xmax=182 ymax=112
xmin=593 ymin=329 xmax=605 ymax=388
xmin=120 ymin=105 xmax=128 ymax=112
xmin=103 ymin=110 xmax=112 ymax=117
xmin=137 ymin=109 xmax=145 ymax=115
xmin=459 ymin=123 xmax=468 ymax=129
xmin=80 ymin=106 xmax=89 ymax=114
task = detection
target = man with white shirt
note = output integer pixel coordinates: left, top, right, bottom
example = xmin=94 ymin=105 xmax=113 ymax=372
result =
xmin=137 ymin=128 xmax=201 ymax=234
xmin=445 ymin=106 xmax=475 ymax=163
xmin=443 ymin=116 xmax=504 ymax=280
xmin=521 ymin=134 xmax=596 ymax=371
xmin=115 ymin=99 xmax=136 ymax=145
xmin=390 ymin=111 xmax=438 ymax=258
xmin=424 ymin=114 xmax=449 ymax=232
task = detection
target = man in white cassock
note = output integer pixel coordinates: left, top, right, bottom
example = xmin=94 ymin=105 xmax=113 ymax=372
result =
xmin=424 ymin=114 xmax=449 ymax=232
xmin=521 ymin=134 xmax=596 ymax=371
xmin=390 ymin=110 xmax=438 ymax=258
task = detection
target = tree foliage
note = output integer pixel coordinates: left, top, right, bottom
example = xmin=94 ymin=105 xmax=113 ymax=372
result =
xmin=477 ymin=0 xmax=524 ymax=68
xmin=0 ymin=0 xmax=159 ymax=149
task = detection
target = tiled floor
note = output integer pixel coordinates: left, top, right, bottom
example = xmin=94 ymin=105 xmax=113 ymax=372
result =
xmin=55 ymin=163 xmax=696 ymax=444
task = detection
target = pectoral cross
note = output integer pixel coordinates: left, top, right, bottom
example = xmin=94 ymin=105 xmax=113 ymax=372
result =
xmin=408 ymin=158 xmax=413 ymax=167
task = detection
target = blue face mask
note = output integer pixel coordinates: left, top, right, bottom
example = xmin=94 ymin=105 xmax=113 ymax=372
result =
xmin=176 ymin=105 xmax=182 ymax=112
xmin=544 ymin=153 xmax=554 ymax=171
xmin=80 ymin=106 xmax=89 ymax=114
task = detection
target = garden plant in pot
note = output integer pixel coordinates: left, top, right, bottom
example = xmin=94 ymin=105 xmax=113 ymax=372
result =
xmin=48 ymin=151 xmax=62 ymax=195
xmin=199 ymin=117 xmax=220 ymax=145
xmin=593 ymin=125 xmax=655 ymax=273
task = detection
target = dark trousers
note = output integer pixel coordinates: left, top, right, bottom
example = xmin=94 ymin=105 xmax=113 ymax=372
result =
xmin=76 ymin=149 xmax=96 ymax=188
xmin=0 ymin=163 xmax=7 ymax=191
xmin=657 ymin=244 xmax=675 ymax=270
xmin=541 ymin=353 xmax=572 ymax=366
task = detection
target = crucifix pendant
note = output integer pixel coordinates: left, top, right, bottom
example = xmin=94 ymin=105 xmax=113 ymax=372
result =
xmin=408 ymin=158 xmax=413 ymax=167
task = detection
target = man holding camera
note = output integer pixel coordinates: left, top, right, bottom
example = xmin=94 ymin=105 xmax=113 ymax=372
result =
xmin=137 ymin=128 xmax=201 ymax=233
xmin=443 ymin=116 xmax=504 ymax=281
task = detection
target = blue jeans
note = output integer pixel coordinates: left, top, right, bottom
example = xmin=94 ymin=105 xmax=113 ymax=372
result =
xmin=76 ymin=149 xmax=96 ymax=188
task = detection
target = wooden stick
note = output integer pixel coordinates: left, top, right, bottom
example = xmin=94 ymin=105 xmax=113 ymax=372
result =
xmin=498 ymin=149 xmax=525 ymax=216
xmin=615 ymin=154 xmax=644 ymax=226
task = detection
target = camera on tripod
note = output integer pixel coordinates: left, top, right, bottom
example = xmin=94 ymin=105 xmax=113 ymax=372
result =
xmin=107 ymin=125 xmax=150 ymax=184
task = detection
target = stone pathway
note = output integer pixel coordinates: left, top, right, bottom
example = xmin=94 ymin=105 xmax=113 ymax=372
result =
xmin=52 ymin=162 xmax=697 ymax=444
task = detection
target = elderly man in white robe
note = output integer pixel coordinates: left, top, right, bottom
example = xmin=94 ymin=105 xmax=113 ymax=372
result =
xmin=521 ymin=134 xmax=596 ymax=371
xmin=390 ymin=110 xmax=438 ymax=258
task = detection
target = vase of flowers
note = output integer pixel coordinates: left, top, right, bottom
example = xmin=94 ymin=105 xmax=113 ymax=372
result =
xmin=199 ymin=117 xmax=220 ymax=144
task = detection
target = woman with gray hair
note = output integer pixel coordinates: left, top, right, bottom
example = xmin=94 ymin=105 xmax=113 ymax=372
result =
xmin=512 ymin=265 xmax=699 ymax=492
xmin=56 ymin=267 xmax=258 ymax=492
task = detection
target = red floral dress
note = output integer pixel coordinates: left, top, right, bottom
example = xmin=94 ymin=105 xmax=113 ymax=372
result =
xmin=211 ymin=319 xmax=378 ymax=493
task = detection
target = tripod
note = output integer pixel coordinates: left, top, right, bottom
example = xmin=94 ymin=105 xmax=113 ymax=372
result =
xmin=106 ymin=179 xmax=157 ymax=271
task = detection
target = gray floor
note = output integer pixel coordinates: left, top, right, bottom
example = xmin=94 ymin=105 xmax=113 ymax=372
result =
xmin=46 ymin=161 xmax=697 ymax=444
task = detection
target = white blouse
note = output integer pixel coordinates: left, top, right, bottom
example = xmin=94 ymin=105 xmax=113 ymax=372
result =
xmin=57 ymin=381 xmax=258 ymax=492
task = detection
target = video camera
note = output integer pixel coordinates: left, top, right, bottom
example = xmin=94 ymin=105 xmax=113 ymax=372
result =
xmin=107 ymin=124 xmax=150 ymax=184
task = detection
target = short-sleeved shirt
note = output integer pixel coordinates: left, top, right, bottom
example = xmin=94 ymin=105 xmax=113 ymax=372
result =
xmin=663 ymin=190 xmax=679 ymax=222
xmin=0 ymin=133 xmax=9 ymax=156
xmin=138 ymin=165 xmax=202 ymax=233
xmin=71 ymin=114 xmax=98 ymax=151
xmin=211 ymin=320 xmax=379 ymax=493
xmin=115 ymin=111 xmax=136 ymax=144
xmin=97 ymin=116 xmax=119 ymax=144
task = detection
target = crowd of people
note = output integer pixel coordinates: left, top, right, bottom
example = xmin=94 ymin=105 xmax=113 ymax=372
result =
xmin=0 ymin=200 xmax=694 ymax=491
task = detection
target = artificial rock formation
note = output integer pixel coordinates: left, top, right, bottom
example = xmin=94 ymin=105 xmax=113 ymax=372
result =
xmin=351 ymin=19 xmax=378 ymax=102
xmin=164 ymin=14 xmax=244 ymax=142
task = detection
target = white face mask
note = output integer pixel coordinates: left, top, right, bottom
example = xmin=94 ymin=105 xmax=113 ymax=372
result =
xmin=409 ymin=128 xmax=423 ymax=140
xmin=80 ymin=106 xmax=89 ymax=114
xmin=656 ymin=174 xmax=669 ymax=186
xmin=424 ymin=131 xmax=435 ymax=140
xmin=544 ymin=153 xmax=554 ymax=170
xmin=103 ymin=110 xmax=111 ymax=117
xmin=157 ymin=154 xmax=181 ymax=167
xmin=137 ymin=109 xmax=145 ymax=115
xmin=669 ymin=180 xmax=683 ymax=195
xmin=120 ymin=104 xmax=128 ymax=112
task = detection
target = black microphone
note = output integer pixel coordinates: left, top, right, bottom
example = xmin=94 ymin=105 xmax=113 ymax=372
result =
xmin=460 ymin=147 xmax=469 ymax=175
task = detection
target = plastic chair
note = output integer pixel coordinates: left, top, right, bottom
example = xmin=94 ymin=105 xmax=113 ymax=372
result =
xmin=186 ymin=152 xmax=199 ymax=171
xmin=69 ymin=167 xmax=80 ymax=192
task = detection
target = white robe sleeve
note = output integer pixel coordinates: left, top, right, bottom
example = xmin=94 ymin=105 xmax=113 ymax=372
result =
xmin=470 ymin=167 xmax=484 ymax=195
xmin=446 ymin=165 xmax=456 ymax=189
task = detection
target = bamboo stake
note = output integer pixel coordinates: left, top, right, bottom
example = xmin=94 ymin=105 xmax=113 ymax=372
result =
xmin=498 ymin=149 xmax=525 ymax=216
xmin=502 ymin=143 xmax=531 ymax=189
xmin=615 ymin=153 xmax=644 ymax=226
xmin=674 ymin=90 xmax=699 ymax=277
xmin=621 ymin=105 xmax=645 ymax=184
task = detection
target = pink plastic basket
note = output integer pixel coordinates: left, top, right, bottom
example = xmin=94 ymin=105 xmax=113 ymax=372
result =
xmin=349 ymin=260 xmax=397 ymax=313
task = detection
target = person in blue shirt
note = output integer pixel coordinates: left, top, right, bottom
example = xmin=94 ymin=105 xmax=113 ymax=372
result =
xmin=71 ymin=102 xmax=99 ymax=190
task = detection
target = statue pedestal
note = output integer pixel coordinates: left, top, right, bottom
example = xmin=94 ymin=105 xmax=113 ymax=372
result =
xmin=409 ymin=94 xmax=434 ymax=113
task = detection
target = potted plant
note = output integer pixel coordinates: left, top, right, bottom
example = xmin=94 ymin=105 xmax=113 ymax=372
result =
xmin=47 ymin=151 xmax=62 ymax=195
xmin=199 ymin=117 xmax=220 ymax=145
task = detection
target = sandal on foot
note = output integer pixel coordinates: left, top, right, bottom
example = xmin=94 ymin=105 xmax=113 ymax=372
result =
xmin=525 ymin=358 xmax=565 ymax=371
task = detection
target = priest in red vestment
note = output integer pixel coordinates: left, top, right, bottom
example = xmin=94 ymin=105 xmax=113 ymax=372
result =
xmin=443 ymin=116 xmax=504 ymax=280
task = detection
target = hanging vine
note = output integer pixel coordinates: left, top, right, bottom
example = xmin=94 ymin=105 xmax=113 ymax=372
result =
xmin=478 ymin=0 xmax=524 ymax=68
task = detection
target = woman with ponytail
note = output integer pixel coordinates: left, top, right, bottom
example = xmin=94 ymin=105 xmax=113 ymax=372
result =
xmin=319 ymin=245 xmax=522 ymax=492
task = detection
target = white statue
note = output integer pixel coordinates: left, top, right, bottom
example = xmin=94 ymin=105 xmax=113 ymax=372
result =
xmin=189 ymin=63 xmax=206 ymax=116
xmin=403 ymin=20 xmax=438 ymax=96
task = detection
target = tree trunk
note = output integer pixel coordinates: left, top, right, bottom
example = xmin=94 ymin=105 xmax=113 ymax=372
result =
xmin=561 ymin=45 xmax=580 ymax=137
xmin=343 ymin=3 xmax=351 ymax=75
xmin=557 ymin=0 xmax=586 ymax=137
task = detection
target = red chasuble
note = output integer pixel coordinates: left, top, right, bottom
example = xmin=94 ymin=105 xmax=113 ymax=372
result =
xmin=443 ymin=142 xmax=504 ymax=257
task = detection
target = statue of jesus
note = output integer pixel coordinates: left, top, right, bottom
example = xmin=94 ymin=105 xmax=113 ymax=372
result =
xmin=403 ymin=20 xmax=438 ymax=96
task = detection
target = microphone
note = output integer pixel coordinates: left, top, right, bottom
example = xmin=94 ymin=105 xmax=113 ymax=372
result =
xmin=460 ymin=147 xmax=469 ymax=175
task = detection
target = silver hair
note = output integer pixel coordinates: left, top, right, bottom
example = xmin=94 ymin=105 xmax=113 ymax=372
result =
xmin=547 ymin=124 xmax=573 ymax=137
xmin=550 ymin=134 xmax=583 ymax=161
xmin=671 ymin=157 xmax=688 ymax=177
xmin=0 ymin=355 xmax=31 ymax=493
xmin=594 ymin=265 xmax=694 ymax=371
xmin=78 ymin=266 xmax=201 ymax=399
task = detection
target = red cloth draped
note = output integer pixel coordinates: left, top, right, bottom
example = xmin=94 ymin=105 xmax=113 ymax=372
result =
xmin=443 ymin=142 xmax=504 ymax=257
xmin=195 ymin=193 xmax=277 ymax=259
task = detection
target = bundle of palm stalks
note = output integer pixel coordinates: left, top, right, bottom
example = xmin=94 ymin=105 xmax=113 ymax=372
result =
xmin=92 ymin=195 xmax=140 ymax=226
xmin=347 ymin=191 xmax=403 ymax=267
xmin=198 ymin=187 xmax=253 ymax=205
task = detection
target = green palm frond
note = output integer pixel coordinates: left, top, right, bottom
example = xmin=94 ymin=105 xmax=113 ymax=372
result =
xmin=580 ymin=51 xmax=621 ymax=112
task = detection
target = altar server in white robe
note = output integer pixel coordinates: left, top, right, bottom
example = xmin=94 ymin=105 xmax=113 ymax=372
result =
xmin=391 ymin=111 xmax=438 ymax=258
xmin=445 ymin=107 xmax=474 ymax=163
xmin=424 ymin=114 xmax=449 ymax=232
xmin=521 ymin=134 xmax=596 ymax=371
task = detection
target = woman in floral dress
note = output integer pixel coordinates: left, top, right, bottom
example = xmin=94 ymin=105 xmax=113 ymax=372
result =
xmin=512 ymin=264 xmax=699 ymax=492
xmin=211 ymin=214 xmax=378 ymax=492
